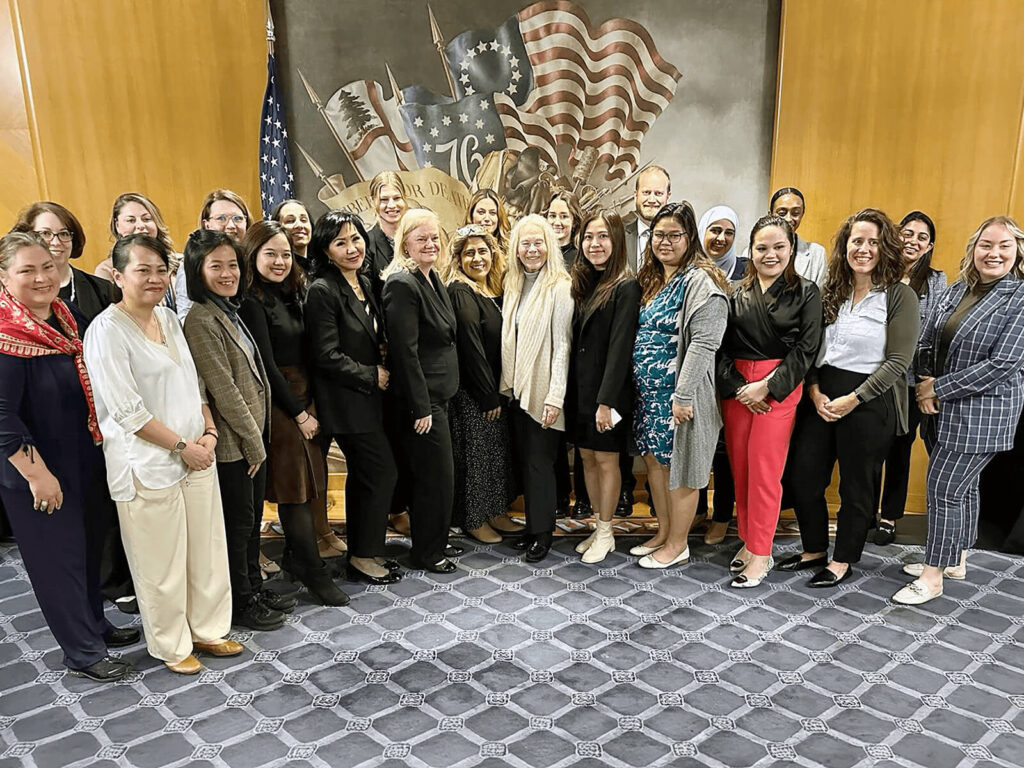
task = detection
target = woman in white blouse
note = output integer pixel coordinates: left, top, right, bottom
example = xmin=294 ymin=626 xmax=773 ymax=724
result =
xmin=84 ymin=234 xmax=241 ymax=675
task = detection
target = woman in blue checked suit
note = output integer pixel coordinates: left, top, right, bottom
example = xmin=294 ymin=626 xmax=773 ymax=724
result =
xmin=893 ymin=216 xmax=1024 ymax=605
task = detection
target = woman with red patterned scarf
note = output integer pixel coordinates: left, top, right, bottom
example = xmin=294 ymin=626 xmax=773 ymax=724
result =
xmin=0 ymin=231 xmax=137 ymax=682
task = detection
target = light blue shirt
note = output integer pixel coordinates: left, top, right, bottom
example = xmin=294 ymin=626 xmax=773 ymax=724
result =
xmin=818 ymin=289 xmax=888 ymax=374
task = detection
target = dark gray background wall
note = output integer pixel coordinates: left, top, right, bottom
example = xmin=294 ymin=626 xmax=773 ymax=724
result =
xmin=271 ymin=0 xmax=780 ymax=249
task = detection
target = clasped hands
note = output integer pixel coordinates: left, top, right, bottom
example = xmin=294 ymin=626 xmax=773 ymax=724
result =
xmin=915 ymin=376 xmax=939 ymax=414
xmin=810 ymin=386 xmax=859 ymax=422
xmin=736 ymin=379 xmax=772 ymax=415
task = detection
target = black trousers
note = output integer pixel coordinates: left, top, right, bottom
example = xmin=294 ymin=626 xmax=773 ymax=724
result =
xmin=1 ymin=482 xmax=112 ymax=669
xmin=875 ymin=385 xmax=924 ymax=521
xmin=979 ymin=410 xmax=1024 ymax=553
xmin=790 ymin=366 xmax=896 ymax=563
xmin=217 ymin=458 xmax=267 ymax=608
xmin=333 ymin=430 xmax=397 ymax=558
xmin=697 ymin=430 xmax=736 ymax=523
xmin=400 ymin=403 xmax=454 ymax=566
xmin=511 ymin=403 xmax=561 ymax=534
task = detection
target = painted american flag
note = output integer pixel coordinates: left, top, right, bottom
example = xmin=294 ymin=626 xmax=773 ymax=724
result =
xmin=258 ymin=52 xmax=295 ymax=216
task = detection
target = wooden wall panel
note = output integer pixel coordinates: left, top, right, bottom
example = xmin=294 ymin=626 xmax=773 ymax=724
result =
xmin=772 ymin=0 xmax=1024 ymax=513
xmin=8 ymin=0 xmax=266 ymax=268
xmin=0 ymin=0 xmax=41 ymax=225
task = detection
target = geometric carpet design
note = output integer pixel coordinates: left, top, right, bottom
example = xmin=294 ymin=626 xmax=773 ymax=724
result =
xmin=1 ymin=537 xmax=1023 ymax=768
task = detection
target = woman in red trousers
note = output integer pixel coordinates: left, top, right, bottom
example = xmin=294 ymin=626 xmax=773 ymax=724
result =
xmin=717 ymin=215 xmax=823 ymax=587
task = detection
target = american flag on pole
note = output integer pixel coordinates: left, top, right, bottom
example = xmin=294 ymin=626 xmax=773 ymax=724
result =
xmin=258 ymin=25 xmax=294 ymax=216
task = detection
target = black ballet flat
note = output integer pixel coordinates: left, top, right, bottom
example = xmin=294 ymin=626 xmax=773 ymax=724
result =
xmin=346 ymin=565 xmax=401 ymax=585
xmin=377 ymin=559 xmax=401 ymax=572
xmin=510 ymin=535 xmax=534 ymax=551
xmin=808 ymin=565 xmax=853 ymax=588
xmin=423 ymin=558 xmax=457 ymax=574
xmin=104 ymin=627 xmax=141 ymax=648
xmin=777 ymin=554 xmax=828 ymax=572
xmin=444 ymin=544 xmax=466 ymax=558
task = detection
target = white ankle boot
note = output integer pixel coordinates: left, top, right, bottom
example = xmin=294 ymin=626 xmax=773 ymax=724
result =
xmin=575 ymin=529 xmax=598 ymax=554
xmin=582 ymin=519 xmax=615 ymax=563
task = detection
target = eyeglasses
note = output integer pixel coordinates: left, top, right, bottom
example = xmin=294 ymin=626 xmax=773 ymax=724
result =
xmin=518 ymin=239 xmax=545 ymax=252
xmin=35 ymin=229 xmax=73 ymax=243
xmin=651 ymin=232 xmax=685 ymax=244
xmin=208 ymin=215 xmax=246 ymax=226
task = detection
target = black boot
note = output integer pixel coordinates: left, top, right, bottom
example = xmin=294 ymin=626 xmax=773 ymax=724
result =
xmin=299 ymin=562 xmax=351 ymax=607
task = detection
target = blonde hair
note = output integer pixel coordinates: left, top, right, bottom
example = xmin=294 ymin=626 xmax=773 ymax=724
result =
xmin=381 ymin=208 xmax=448 ymax=280
xmin=959 ymin=215 xmax=1024 ymax=289
xmin=442 ymin=225 xmax=505 ymax=296
xmin=503 ymin=215 xmax=569 ymax=302
xmin=370 ymin=172 xmax=408 ymax=220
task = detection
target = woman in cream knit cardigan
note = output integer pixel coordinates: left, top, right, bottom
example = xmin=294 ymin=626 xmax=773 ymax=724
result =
xmin=501 ymin=215 xmax=574 ymax=563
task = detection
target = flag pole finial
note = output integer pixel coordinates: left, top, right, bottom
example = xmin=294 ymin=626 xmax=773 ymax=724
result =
xmin=296 ymin=142 xmax=342 ymax=195
xmin=427 ymin=5 xmax=457 ymax=100
xmin=385 ymin=63 xmax=404 ymax=107
xmin=265 ymin=0 xmax=275 ymax=52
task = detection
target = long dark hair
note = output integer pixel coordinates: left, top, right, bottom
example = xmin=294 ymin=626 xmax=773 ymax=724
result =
xmin=240 ymin=220 xmax=306 ymax=300
xmin=571 ymin=210 xmax=629 ymax=312
xmin=900 ymin=210 xmax=937 ymax=296
xmin=739 ymin=215 xmax=800 ymax=291
xmin=308 ymin=210 xmax=371 ymax=278
xmin=637 ymin=202 xmax=729 ymax=304
xmin=821 ymin=208 xmax=904 ymax=323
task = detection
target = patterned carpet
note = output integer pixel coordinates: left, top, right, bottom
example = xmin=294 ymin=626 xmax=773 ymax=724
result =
xmin=1 ymin=535 xmax=1023 ymax=768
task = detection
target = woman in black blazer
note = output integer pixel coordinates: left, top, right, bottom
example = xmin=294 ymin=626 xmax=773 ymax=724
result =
xmin=568 ymin=210 xmax=642 ymax=563
xmin=305 ymin=211 xmax=400 ymax=586
xmin=363 ymin=172 xmax=409 ymax=298
xmin=382 ymin=209 xmax=461 ymax=574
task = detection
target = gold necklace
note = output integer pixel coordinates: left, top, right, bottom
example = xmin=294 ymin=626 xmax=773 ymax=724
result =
xmin=117 ymin=303 xmax=165 ymax=345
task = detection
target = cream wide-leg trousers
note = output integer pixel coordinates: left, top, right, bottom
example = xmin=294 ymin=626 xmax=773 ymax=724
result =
xmin=116 ymin=465 xmax=232 ymax=663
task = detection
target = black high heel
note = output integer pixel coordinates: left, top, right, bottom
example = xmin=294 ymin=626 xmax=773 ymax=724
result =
xmin=346 ymin=565 xmax=401 ymax=585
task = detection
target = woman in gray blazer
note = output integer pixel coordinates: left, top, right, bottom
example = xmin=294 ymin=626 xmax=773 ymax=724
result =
xmin=894 ymin=216 xmax=1024 ymax=604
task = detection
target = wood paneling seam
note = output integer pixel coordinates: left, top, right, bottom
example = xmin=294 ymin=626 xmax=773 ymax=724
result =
xmin=8 ymin=0 xmax=45 ymax=199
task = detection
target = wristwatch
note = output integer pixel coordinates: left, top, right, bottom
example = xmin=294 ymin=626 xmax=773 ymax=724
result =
xmin=171 ymin=438 xmax=187 ymax=455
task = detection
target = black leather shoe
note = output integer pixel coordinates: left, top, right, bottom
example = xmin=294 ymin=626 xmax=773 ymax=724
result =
xmin=776 ymin=554 xmax=828 ymax=572
xmin=114 ymin=596 xmax=139 ymax=614
xmin=258 ymin=589 xmax=298 ymax=613
xmin=808 ymin=565 xmax=853 ymax=588
xmin=233 ymin=598 xmax=285 ymax=631
xmin=104 ymin=627 xmax=141 ymax=648
xmin=510 ymin=535 xmax=534 ymax=551
xmin=423 ymin=558 xmax=457 ymax=574
xmin=525 ymin=532 xmax=552 ymax=563
xmin=874 ymin=521 xmax=896 ymax=546
xmin=556 ymin=498 xmax=572 ymax=519
xmin=571 ymin=499 xmax=593 ymax=519
xmin=68 ymin=656 xmax=131 ymax=682
xmin=444 ymin=544 xmax=466 ymax=558
xmin=614 ymin=492 xmax=634 ymax=517
xmin=347 ymin=565 xmax=401 ymax=585
xmin=377 ymin=559 xmax=401 ymax=572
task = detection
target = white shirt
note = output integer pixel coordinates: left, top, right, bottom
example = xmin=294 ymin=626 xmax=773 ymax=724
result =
xmin=174 ymin=268 xmax=193 ymax=321
xmin=84 ymin=306 xmax=206 ymax=501
xmin=636 ymin=220 xmax=651 ymax=270
xmin=818 ymin=289 xmax=888 ymax=374
xmin=795 ymin=237 xmax=827 ymax=287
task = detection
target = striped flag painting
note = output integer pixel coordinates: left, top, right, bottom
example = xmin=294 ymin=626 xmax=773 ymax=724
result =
xmin=515 ymin=0 xmax=682 ymax=180
xmin=324 ymin=79 xmax=417 ymax=179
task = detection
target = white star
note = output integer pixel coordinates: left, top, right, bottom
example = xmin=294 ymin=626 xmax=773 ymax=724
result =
xmin=485 ymin=133 xmax=495 ymax=144
xmin=503 ymin=45 xmax=511 ymax=55
xmin=489 ymin=40 xmax=500 ymax=51
xmin=414 ymin=116 xmax=424 ymax=127
xmin=283 ymin=181 xmax=290 ymax=191
xmin=261 ymin=154 xmax=269 ymax=163
xmin=272 ymin=138 xmax=280 ymax=147
xmin=271 ymin=157 xmax=278 ymax=166
xmin=274 ymin=120 xmax=281 ymax=130
xmin=442 ymin=115 xmax=452 ymax=126
xmin=465 ymin=86 xmax=475 ymax=95
xmin=288 ymin=172 xmax=294 ymax=181
xmin=424 ymin=160 xmax=434 ymax=168
xmin=475 ymin=119 xmax=484 ymax=129
xmin=476 ymin=41 xmax=487 ymax=53
xmin=262 ymin=135 xmax=270 ymax=144
xmin=460 ymin=60 xmax=468 ymax=70
xmin=479 ymin=99 xmax=489 ymax=110
xmin=282 ymin=129 xmax=288 ymax=138
xmin=265 ymin=115 xmax=272 ymax=125
xmin=422 ymin=142 xmax=432 ymax=152
xmin=459 ymin=113 xmax=469 ymax=123
xmin=460 ymin=74 xmax=470 ymax=85
xmin=261 ymin=190 xmax=267 ymax=200
xmin=429 ymin=126 xmax=439 ymax=137
xmin=466 ymin=48 xmax=477 ymax=59
xmin=509 ymin=56 xmax=519 ymax=68
xmin=506 ymin=83 xmax=517 ymax=95
xmin=511 ymin=70 xmax=522 ymax=82
xmin=267 ymin=96 xmax=274 ymax=106
xmin=260 ymin=172 xmax=268 ymax=182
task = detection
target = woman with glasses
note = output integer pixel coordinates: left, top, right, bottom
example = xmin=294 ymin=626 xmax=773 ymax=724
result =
xmin=12 ymin=202 xmax=115 ymax=323
xmin=500 ymin=215 xmax=574 ymax=563
xmin=175 ymin=190 xmax=253 ymax=320
xmin=631 ymin=202 xmax=729 ymax=569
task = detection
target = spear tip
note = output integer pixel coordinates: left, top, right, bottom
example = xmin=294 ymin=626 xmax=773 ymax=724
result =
xmin=384 ymin=63 xmax=404 ymax=106
xmin=428 ymin=4 xmax=444 ymax=47
xmin=297 ymin=70 xmax=322 ymax=108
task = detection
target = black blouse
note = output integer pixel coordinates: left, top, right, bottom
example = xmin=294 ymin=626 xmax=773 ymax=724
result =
xmin=717 ymin=275 xmax=823 ymax=401
xmin=60 ymin=267 xmax=116 ymax=324
xmin=448 ymin=281 xmax=503 ymax=411
xmin=239 ymin=281 xmax=308 ymax=418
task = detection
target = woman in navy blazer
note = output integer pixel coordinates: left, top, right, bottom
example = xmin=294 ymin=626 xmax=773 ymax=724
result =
xmin=305 ymin=211 xmax=400 ymax=585
xmin=382 ymin=209 xmax=460 ymax=574
xmin=568 ymin=210 xmax=641 ymax=564
xmin=894 ymin=216 xmax=1024 ymax=604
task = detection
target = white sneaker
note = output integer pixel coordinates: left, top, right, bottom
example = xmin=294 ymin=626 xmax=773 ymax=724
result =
xmin=581 ymin=520 xmax=615 ymax=564
xmin=892 ymin=578 xmax=943 ymax=605
xmin=902 ymin=562 xmax=966 ymax=580
xmin=638 ymin=548 xmax=689 ymax=569
xmin=629 ymin=543 xmax=663 ymax=556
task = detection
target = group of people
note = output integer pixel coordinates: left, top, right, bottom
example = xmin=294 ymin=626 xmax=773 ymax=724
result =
xmin=1 ymin=165 xmax=1022 ymax=684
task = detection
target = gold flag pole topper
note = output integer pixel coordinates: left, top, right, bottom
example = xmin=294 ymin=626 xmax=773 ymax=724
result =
xmin=295 ymin=142 xmax=342 ymax=196
xmin=427 ymin=5 xmax=457 ymax=101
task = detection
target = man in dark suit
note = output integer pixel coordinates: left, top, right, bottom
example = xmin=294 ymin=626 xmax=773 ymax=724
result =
xmin=624 ymin=165 xmax=672 ymax=274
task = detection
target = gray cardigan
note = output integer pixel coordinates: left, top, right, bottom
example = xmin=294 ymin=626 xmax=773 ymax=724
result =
xmin=669 ymin=267 xmax=728 ymax=491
